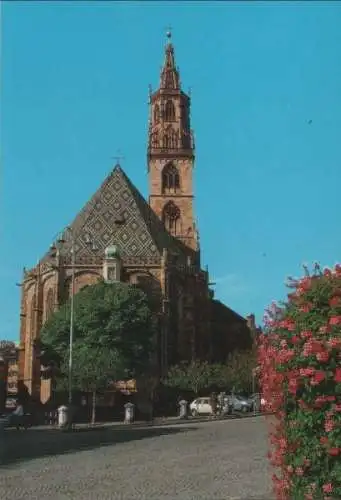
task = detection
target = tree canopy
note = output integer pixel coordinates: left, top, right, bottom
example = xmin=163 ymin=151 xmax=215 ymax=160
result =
xmin=40 ymin=281 xmax=156 ymax=390
xmin=164 ymin=349 xmax=257 ymax=396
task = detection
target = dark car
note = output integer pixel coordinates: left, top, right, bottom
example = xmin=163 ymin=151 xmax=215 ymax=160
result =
xmin=0 ymin=412 xmax=33 ymax=430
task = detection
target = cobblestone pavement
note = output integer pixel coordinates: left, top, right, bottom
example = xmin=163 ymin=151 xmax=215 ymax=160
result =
xmin=0 ymin=416 xmax=273 ymax=500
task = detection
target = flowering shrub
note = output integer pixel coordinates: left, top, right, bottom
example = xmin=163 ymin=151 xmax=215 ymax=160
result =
xmin=258 ymin=264 xmax=341 ymax=500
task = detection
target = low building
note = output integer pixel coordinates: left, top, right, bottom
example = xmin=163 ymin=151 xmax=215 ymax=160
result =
xmin=0 ymin=341 xmax=19 ymax=411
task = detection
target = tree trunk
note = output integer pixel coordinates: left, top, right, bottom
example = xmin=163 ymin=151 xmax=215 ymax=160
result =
xmin=91 ymin=390 xmax=96 ymax=425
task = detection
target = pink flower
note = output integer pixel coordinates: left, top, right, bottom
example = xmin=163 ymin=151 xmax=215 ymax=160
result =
xmin=323 ymin=483 xmax=333 ymax=494
xmin=319 ymin=325 xmax=331 ymax=334
xmin=335 ymin=368 xmax=341 ymax=383
xmin=324 ymin=419 xmax=334 ymax=432
xmin=329 ymin=315 xmax=341 ymax=325
xmin=327 ymin=447 xmax=340 ymax=456
xmin=329 ymin=296 xmax=341 ymax=307
xmin=316 ymin=351 xmax=329 ymax=362
xmin=310 ymin=370 xmax=326 ymax=386
xmin=327 ymin=338 xmax=341 ymax=349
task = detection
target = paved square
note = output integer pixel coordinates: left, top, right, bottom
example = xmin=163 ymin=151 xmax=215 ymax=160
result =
xmin=0 ymin=416 xmax=273 ymax=500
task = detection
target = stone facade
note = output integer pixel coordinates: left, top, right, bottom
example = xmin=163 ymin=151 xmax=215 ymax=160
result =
xmin=18 ymin=34 xmax=253 ymax=403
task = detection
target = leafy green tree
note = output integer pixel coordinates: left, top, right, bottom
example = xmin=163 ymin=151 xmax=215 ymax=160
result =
xmin=40 ymin=281 xmax=156 ymax=418
xmin=164 ymin=360 xmax=215 ymax=395
xmin=67 ymin=346 xmax=126 ymax=423
xmin=225 ymin=349 xmax=257 ymax=393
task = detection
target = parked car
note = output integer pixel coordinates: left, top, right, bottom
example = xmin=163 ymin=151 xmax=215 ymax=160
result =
xmin=0 ymin=412 xmax=33 ymax=430
xmin=190 ymin=397 xmax=213 ymax=416
xmin=227 ymin=394 xmax=253 ymax=413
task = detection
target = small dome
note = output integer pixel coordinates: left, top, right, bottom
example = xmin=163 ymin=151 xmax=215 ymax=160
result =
xmin=105 ymin=245 xmax=120 ymax=259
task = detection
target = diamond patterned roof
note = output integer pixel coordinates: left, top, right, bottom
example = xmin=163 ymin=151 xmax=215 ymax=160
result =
xmin=44 ymin=165 xmax=193 ymax=262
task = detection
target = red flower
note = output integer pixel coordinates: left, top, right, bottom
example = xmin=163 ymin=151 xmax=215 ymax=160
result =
xmin=324 ymin=419 xmax=334 ymax=432
xmin=291 ymin=335 xmax=301 ymax=344
xmin=310 ymin=370 xmax=326 ymax=386
xmin=334 ymin=368 xmax=341 ymax=383
xmin=323 ymin=484 xmax=333 ymax=494
xmin=320 ymin=436 xmax=329 ymax=445
xmin=327 ymin=338 xmax=341 ymax=349
xmin=301 ymin=330 xmax=313 ymax=339
xmin=329 ymin=315 xmax=341 ymax=325
xmin=327 ymin=447 xmax=340 ymax=456
xmin=329 ymin=296 xmax=341 ymax=307
xmin=319 ymin=325 xmax=331 ymax=334
xmin=316 ymin=351 xmax=329 ymax=362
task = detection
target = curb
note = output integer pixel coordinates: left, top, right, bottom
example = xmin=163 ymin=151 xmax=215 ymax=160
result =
xmin=84 ymin=412 xmax=265 ymax=430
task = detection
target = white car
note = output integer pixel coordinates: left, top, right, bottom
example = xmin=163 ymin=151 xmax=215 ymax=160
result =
xmin=190 ymin=397 xmax=213 ymax=416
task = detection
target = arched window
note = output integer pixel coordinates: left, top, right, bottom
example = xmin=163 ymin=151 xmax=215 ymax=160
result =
xmin=154 ymin=104 xmax=160 ymax=124
xmin=164 ymin=100 xmax=175 ymax=121
xmin=162 ymin=201 xmax=181 ymax=235
xmin=45 ymin=289 xmax=54 ymax=322
xmin=162 ymin=163 xmax=180 ymax=194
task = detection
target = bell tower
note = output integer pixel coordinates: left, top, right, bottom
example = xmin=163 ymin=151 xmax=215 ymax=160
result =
xmin=148 ymin=31 xmax=198 ymax=252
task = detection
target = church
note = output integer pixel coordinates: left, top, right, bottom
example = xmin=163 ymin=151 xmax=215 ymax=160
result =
xmin=18 ymin=34 xmax=253 ymax=403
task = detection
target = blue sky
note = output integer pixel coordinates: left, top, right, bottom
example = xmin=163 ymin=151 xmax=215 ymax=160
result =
xmin=1 ymin=1 xmax=341 ymax=341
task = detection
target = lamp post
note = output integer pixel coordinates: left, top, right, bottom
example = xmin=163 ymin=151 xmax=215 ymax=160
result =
xmin=68 ymin=241 xmax=75 ymax=405
xmin=50 ymin=227 xmax=97 ymax=407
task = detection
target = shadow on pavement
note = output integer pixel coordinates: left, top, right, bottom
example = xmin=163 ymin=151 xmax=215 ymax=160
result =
xmin=2 ymin=425 xmax=197 ymax=467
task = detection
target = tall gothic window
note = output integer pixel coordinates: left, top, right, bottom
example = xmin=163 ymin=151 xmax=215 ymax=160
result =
xmin=45 ymin=289 xmax=54 ymax=322
xmin=154 ymin=104 xmax=160 ymax=124
xmin=162 ymin=163 xmax=180 ymax=194
xmin=170 ymin=129 xmax=178 ymax=148
xmin=162 ymin=201 xmax=181 ymax=235
xmin=163 ymin=126 xmax=177 ymax=149
xmin=164 ymin=100 xmax=175 ymax=121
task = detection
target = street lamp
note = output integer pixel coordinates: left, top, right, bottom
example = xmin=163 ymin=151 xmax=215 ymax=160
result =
xmin=50 ymin=227 xmax=97 ymax=406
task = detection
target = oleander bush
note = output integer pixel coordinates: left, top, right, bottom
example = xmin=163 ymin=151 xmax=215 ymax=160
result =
xmin=258 ymin=264 xmax=341 ymax=500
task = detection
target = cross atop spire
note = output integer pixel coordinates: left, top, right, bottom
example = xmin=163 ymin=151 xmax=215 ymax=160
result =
xmin=160 ymin=28 xmax=180 ymax=91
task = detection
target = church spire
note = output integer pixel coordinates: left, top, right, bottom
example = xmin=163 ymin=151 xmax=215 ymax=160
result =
xmin=160 ymin=30 xmax=180 ymax=91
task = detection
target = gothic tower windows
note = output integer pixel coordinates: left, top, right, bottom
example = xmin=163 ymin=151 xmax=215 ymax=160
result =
xmin=154 ymin=104 xmax=160 ymax=124
xmin=164 ymin=100 xmax=175 ymax=121
xmin=162 ymin=201 xmax=181 ymax=235
xmin=162 ymin=162 xmax=180 ymax=194
xmin=148 ymin=36 xmax=198 ymax=251
xmin=163 ymin=126 xmax=178 ymax=149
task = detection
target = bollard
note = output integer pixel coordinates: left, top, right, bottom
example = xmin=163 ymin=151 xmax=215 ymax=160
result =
xmin=57 ymin=405 xmax=69 ymax=430
xmin=178 ymin=399 xmax=188 ymax=419
xmin=124 ymin=402 xmax=135 ymax=424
